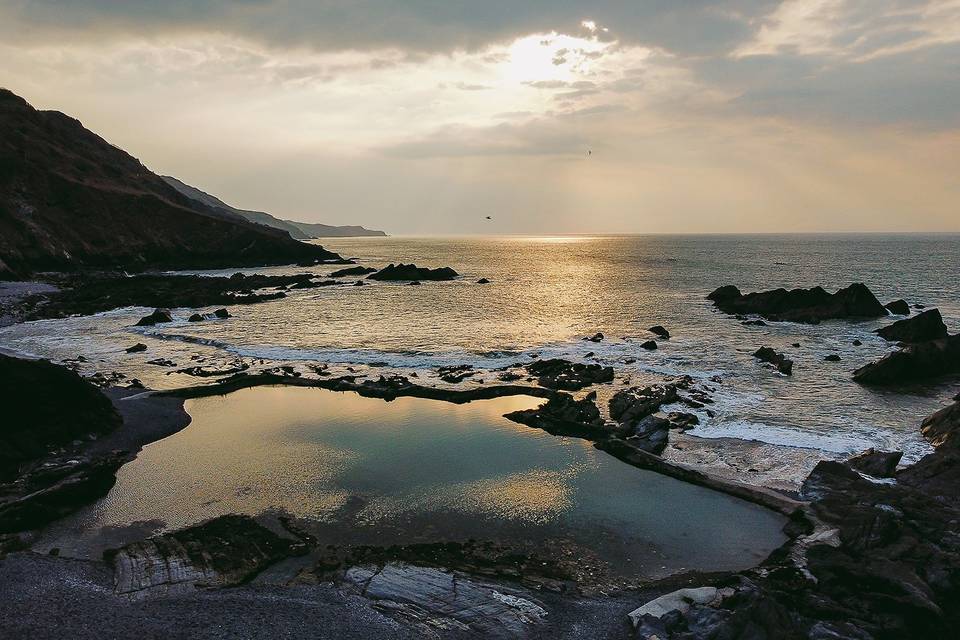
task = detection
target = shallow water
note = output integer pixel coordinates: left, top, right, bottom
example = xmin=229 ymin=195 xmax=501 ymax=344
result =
xmin=3 ymin=234 xmax=958 ymax=476
xmin=39 ymin=386 xmax=787 ymax=578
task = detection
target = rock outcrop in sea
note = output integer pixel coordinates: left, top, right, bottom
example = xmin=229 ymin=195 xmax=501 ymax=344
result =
xmin=875 ymin=308 xmax=948 ymax=343
xmin=367 ymin=263 xmax=459 ymax=281
xmin=707 ymin=283 xmax=887 ymax=323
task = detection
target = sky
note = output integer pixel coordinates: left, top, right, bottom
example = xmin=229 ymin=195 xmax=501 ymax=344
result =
xmin=1 ymin=0 xmax=959 ymax=234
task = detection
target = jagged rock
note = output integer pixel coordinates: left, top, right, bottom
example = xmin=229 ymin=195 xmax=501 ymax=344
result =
xmin=854 ymin=334 xmax=960 ymax=385
xmin=525 ymin=358 xmax=614 ymax=391
xmin=341 ymin=563 xmax=547 ymax=639
xmin=329 ymin=266 xmax=376 ymax=277
xmin=213 ymin=308 xmax=230 ymax=318
xmin=876 ymin=308 xmax=948 ymax=343
xmin=125 ymin=343 xmax=147 ymax=353
xmin=753 ymin=347 xmax=793 ymax=375
xmin=824 ymin=354 xmax=841 ymax=362
xmin=846 ymin=448 xmax=903 ymax=478
xmin=885 ymin=299 xmax=911 ymax=315
xmin=188 ymin=313 xmax=204 ymax=322
xmin=109 ymin=515 xmax=305 ymax=598
xmin=707 ymin=283 xmax=886 ymax=323
xmin=367 ymin=263 xmax=459 ymax=281
xmin=640 ymin=340 xmax=658 ymax=350
xmin=609 ymin=383 xmax=680 ymax=424
xmin=649 ymin=325 xmax=670 ymax=339
xmin=918 ymin=400 xmax=960 ymax=448
xmin=852 ymin=339 xmax=863 ymax=346
xmin=134 ymin=308 xmax=173 ymax=326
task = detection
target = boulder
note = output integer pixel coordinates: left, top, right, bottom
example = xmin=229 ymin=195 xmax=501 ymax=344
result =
xmin=329 ymin=266 xmax=377 ymax=277
xmin=824 ymin=354 xmax=841 ymax=362
xmin=640 ymin=340 xmax=658 ymax=350
xmin=214 ymin=308 xmax=230 ymax=318
xmin=125 ymin=343 xmax=147 ymax=353
xmin=846 ymin=448 xmax=903 ymax=477
xmin=622 ymin=414 xmax=671 ymax=454
xmin=188 ymin=313 xmax=204 ymax=322
xmin=367 ymin=263 xmax=459 ymax=281
xmin=885 ymin=299 xmax=910 ymax=315
xmin=854 ymin=334 xmax=960 ymax=385
xmin=134 ymin=308 xmax=173 ymax=326
xmin=876 ymin=308 xmax=948 ymax=343
xmin=477 ymin=278 xmax=491 ymax=284
xmin=707 ymin=283 xmax=886 ymax=323
xmin=649 ymin=325 xmax=670 ymax=339
xmin=584 ymin=332 xmax=604 ymax=342
xmin=852 ymin=339 xmax=863 ymax=346
xmin=753 ymin=346 xmax=793 ymax=375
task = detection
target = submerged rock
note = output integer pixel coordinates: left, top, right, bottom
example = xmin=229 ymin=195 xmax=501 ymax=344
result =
xmin=853 ymin=334 xmax=960 ymax=385
xmin=707 ymin=283 xmax=886 ymax=323
xmin=477 ymin=277 xmax=491 ymax=284
xmin=188 ymin=313 xmax=204 ymax=322
xmin=125 ymin=343 xmax=147 ymax=353
xmin=875 ymin=308 xmax=948 ymax=343
xmin=753 ymin=347 xmax=793 ymax=375
xmin=213 ymin=308 xmax=230 ymax=319
xmin=584 ymin=332 xmax=604 ymax=343
xmin=846 ymin=448 xmax=902 ymax=478
xmin=525 ymin=358 xmax=614 ymax=391
xmin=640 ymin=340 xmax=658 ymax=350
xmin=367 ymin=263 xmax=459 ymax=281
xmin=885 ymin=299 xmax=911 ymax=315
xmin=824 ymin=354 xmax=841 ymax=362
xmin=134 ymin=308 xmax=173 ymax=326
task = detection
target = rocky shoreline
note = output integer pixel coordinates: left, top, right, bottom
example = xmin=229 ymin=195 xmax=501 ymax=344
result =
xmin=1 ymin=277 xmax=958 ymax=639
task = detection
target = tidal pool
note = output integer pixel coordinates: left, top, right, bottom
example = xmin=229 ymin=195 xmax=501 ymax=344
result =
xmin=42 ymin=386 xmax=787 ymax=578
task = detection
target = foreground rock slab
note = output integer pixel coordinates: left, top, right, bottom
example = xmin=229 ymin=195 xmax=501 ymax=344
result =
xmin=109 ymin=514 xmax=305 ymax=598
xmin=341 ymin=563 xmax=548 ymax=639
xmin=854 ymin=333 xmax=960 ymax=385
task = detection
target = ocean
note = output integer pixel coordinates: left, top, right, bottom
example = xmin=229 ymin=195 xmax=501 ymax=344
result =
xmin=3 ymin=234 xmax=958 ymax=485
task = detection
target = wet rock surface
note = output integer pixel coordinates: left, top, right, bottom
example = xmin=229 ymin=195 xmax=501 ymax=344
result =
xmin=885 ymin=299 xmax=911 ymax=315
xmin=330 ymin=266 xmax=377 ymax=277
xmin=853 ymin=334 xmax=960 ymax=385
xmin=135 ymin=308 xmax=173 ymax=326
xmin=525 ymin=358 xmax=614 ymax=391
xmin=753 ymin=346 xmax=793 ymax=375
xmin=367 ymin=263 xmax=459 ymax=281
xmin=875 ymin=308 xmax=948 ymax=343
xmin=648 ymin=325 xmax=670 ymax=339
xmin=504 ymin=393 xmax=607 ymax=438
xmin=846 ymin=447 xmax=902 ymax=478
xmin=707 ymin=283 xmax=886 ymax=323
